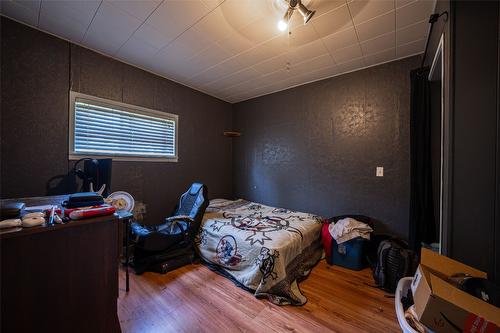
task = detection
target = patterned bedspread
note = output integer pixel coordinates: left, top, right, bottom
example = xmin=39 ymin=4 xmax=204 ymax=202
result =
xmin=195 ymin=199 xmax=323 ymax=305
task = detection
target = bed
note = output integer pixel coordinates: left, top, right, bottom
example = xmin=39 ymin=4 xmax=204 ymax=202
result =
xmin=195 ymin=199 xmax=323 ymax=305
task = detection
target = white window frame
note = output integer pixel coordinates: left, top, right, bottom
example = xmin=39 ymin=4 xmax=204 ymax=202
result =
xmin=69 ymin=91 xmax=178 ymax=162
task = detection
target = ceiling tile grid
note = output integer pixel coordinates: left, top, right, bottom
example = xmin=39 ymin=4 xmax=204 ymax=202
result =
xmin=0 ymin=0 xmax=436 ymax=103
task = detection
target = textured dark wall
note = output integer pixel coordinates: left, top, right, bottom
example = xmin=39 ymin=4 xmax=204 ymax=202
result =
xmin=450 ymin=1 xmax=499 ymax=275
xmin=1 ymin=18 xmax=70 ymax=198
xmin=233 ymin=56 xmax=420 ymax=238
xmin=1 ymin=18 xmax=233 ymax=225
xmin=423 ymin=0 xmax=500 ymax=280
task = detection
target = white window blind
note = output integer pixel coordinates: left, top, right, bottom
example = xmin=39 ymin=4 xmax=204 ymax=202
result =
xmin=69 ymin=92 xmax=178 ymax=161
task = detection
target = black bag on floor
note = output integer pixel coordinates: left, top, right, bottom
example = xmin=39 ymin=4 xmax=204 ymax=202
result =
xmin=373 ymin=238 xmax=418 ymax=293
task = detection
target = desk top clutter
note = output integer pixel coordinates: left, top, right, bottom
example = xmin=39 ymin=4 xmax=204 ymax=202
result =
xmin=0 ymin=191 xmax=128 ymax=235
xmin=0 ymin=194 xmax=121 ymax=333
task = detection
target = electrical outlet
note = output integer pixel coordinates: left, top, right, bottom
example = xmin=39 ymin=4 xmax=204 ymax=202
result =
xmin=376 ymin=167 xmax=384 ymax=177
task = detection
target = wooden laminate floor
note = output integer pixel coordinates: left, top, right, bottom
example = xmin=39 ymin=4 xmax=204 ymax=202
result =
xmin=118 ymin=260 xmax=400 ymax=333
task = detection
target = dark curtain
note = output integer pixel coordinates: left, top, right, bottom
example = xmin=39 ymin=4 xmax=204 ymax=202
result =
xmin=409 ymin=68 xmax=436 ymax=251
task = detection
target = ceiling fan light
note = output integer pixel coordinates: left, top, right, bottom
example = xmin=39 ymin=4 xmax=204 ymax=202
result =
xmin=277 ymin=19 xmax=288 ymax=31
xmin=297 ymin=2 xmax=315 ymax=24
xmin=278 ymin=7 xmax=294 ymax=31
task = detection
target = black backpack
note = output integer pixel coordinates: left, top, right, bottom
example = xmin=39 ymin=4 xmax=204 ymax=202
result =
xmin=372 ymin=238 xmax=418 ymax=293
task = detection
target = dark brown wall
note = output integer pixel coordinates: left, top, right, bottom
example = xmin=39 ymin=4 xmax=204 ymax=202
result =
xmin=233 ymin=56 xmax=420 ymax=238
xmin=1 ymin=18 xmax=233 ymax=225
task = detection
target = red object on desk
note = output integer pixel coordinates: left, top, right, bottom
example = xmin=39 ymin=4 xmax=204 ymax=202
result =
xmin=47 ymin=205 xmax=116 ymax=220
xmin=68 ymin=206 xmax=116 ymax=220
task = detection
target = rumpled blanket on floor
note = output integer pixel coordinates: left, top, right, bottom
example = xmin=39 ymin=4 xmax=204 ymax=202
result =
xmin=196 ymin=199 xmax=323 ymax=305
xmin=328 ymin=217 xmax=373 ymax=244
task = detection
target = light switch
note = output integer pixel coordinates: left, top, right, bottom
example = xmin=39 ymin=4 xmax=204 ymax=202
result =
xmin=376 ymin=167 xmax=384 ymax=177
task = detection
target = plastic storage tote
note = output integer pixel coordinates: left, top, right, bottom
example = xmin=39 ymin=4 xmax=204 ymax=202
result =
xmin=395 ymin=277 xmax=419 ymax=333
xmin=322 ymin=215 xmax=373 ymax=271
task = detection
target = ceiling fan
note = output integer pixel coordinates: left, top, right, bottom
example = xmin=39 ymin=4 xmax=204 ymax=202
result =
xmin=277 ymin=0 xmax=316 ymax=31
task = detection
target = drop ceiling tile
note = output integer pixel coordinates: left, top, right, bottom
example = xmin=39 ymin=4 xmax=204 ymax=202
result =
xmin=355 ymin=10 xmax=395 ymax=41
xmin=322 ymin=27 xmax=358 ymax=54
xmin=133 ymin=23 xmax=174 ymax=50
xmin=10 ymin=0 xmax=40 ymax=12
xmin=40 ymin=1 xmax=99 ymax=28
xmin=237 ymin=16 xmax=281 ymax=45
xmin=236 ymin=43 xmax=276 ymax=67
xmin=396 ymin=0 xmax=434 ymax=29
xmin=190 ymin=43 xmax=231 ymax=68
xmin=191 ymin=56 xmax=244 ymax=83
xmin=201 ymin=0 xmax=224 ymax=11
xmin=208 ymin=78 xmax=236 ymax=92
xmin=242 ymin=74 xmax=271 ymax=89
xmin=270 ymin=66 xmax=321 ymax=90
xmin=261 ymin=35 xmax=296 ymax=55
xmin=253 ymin=53 xmax=289 ymax=74
xmin=254 ymin=63 xmax=306 ymax=86
xmin=360 ymin=31 xmax=395 ymax=55
xmin=396 ymin=0 xmax=416 ymax=8
xmin=334 ymin=56 xmax=366 ymax=74
xmin=307 ymin=64 xmax=342 ymax=81
xmin=0 ymin=0 xmax=40 ymax=26
xmin=291 ymin=53 xmax=334 ymax=75
xmin=310 ymin=0 xmax=348 ymax=18
xmin=348 ymin=0 xmax=394 ymax=25
xmin=195 ymin=7 xmax=237 ymax=41
xmin=396 ymin=19 xmax=427 ymax=45
xmin=287 ymin=22 xmax=321 ymax=48
xmin=330 ymin=43 xmax=363 ymax=64
xmin=146 ymin=0 xmax=210 ymax=40
xmin=396 ymin=38 xmax=425 ymax=57
xmin=286 ymin=39 xmax=329 ymax=64
xmin=364 ymin=47 xmax=396 ymax=67
xmin=38 ymin=17 xmax=84 ymax=42
xmin=116 ymin=35 xmax=158 ymax=67
xmin=107 ymin=0 xmax=160 ymax=21
xmin=163 ymin=58 xmax=208 ymax=80
xmin=83 ymin=34 xmax=122 ymax=56
xmin=312 ymin=4 xmax=353 ymax=38
xmin=257 ymin=69 xmax=290 ymax=83
xmin=217 ymin=31 xmax=254 ymax=57
xmin=177 ymin=26 xmax=217 ymax=54
xmin=39 ymin=0 xmax=100 ymax=42
xmin=265 ymin=81 xmax=290 ymax=94
xmin=84 ymin=1 xmax=143 ymax=55
xmin=283 ymin=73 xmax=311 ymax=88
xmin=218 ymin=0 xmax=268 ymax=31
xmin=190 ymin=69 xmax=223 ymax=86
xmin=214 ymin=67 xmax=261 ymax=88
xmin=158 ymin=38 xmax=214 ymax=68
xmin=299 ymin=70 xmax=327 ymax=83
xmin=228 ymin=82 xmax=254 ymax=94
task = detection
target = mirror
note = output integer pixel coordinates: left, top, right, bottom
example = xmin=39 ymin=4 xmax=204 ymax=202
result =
xmin=428 ymin=34 xmax=444 ymax=253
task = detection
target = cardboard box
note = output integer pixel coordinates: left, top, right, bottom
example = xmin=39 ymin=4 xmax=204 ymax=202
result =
xmin=411 ymin=248 xmax=500 ymax=333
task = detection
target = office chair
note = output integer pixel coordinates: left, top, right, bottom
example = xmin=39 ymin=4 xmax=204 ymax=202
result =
xmin=130 ymin=183 xmax=208 ymax=274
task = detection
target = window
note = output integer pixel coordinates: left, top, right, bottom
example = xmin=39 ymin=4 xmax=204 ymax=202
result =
xmin=69 ymin=92 xmax=178 ymax=162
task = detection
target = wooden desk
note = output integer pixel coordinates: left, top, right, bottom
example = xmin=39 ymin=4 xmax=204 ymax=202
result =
xmin=0 ymin=196 xmax=121 ymax=333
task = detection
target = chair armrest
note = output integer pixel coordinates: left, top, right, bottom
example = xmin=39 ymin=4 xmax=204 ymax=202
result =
xmin=165 ymin=215 xmax=195 ymax=223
